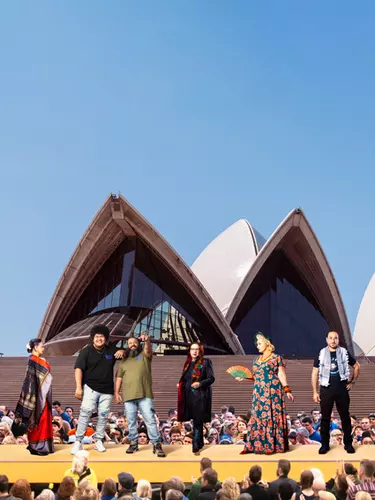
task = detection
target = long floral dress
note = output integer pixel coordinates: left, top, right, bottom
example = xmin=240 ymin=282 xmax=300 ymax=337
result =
xmin=241 ymin=353 xmax=288 ymax=454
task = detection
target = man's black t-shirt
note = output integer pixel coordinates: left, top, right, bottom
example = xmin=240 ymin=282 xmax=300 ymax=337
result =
xmin=74 ymin=344 xmax=119 ymax=395
xmin=313 ymin=350 xmax=356 ymax=388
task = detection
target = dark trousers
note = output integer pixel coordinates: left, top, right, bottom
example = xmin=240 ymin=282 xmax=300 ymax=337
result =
xmin=320 ymin=382 xmax=352 ymax=448
xmin=192 ymin=420 xmax=204 ymax=451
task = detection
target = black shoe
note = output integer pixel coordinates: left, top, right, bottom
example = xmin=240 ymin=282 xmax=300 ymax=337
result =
xmin=318 ymin=445 xmax=330 ymax=455
xmin=126 ymin=443 xmax=139 ymax=454
xmin=153 ymin=443 xmax=166 ymax=457
xmin=345 ymin=444 xmax=355 ymax=454
xmin=193 ymin=448 xmax=200 ymax=455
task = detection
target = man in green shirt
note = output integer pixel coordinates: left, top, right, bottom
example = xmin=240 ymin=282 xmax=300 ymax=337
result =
xmin=115 ymin=333 xmax=165 ymax=457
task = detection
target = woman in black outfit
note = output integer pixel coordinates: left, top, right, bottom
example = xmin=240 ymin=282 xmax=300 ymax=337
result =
xmin=177 ymin=342 xmax=215 ymax=454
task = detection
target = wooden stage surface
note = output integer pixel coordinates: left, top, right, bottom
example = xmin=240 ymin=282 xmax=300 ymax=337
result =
xmin=1 ymin=444 xmax=375 ymax=484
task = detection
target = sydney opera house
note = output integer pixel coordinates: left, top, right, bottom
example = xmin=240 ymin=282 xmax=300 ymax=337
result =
xmin=39 ymin=194 xmax=360 ymax=357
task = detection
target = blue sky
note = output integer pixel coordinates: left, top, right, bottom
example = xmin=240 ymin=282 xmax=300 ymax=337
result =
xmin=1 ymin=1 xmax=374 ymax=355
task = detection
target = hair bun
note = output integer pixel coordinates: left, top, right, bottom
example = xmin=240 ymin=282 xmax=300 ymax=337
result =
xmin=26 ymin=342 xmax=32 ymax=353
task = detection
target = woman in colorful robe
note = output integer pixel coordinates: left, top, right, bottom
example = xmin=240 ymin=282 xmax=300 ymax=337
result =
xmin=177 ymin=342 xmax=215 ymax=454
xmin=16 ymin=338 xmax=54 ymax=455
xmin=237 ymin=332 xmax=294 ymax=454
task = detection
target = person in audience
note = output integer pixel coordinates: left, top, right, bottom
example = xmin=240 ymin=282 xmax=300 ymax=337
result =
xmin=0 ymin=422 xmax=16 ymax=444
xmin=328 ymin=474 xmax=347 ymax=500
xmin=296 ymin=428 xmax=320 ymax=445
xmin=65 ymin=407 xmax=76 ymax=429
xmin=54 ymin=415 xmax=70 ymax=442
xmin=170 ymin=427 xmax=183 ymax=445
xmin=216 ymin=490 xmax=231 ymax=500
xmin=57 ymin=477 xmax=76 ymax=500
xmin=269 ymin=459 xmax=299 ymax=494
xmin=138 ymin=427 xmax=150 ymax=445
xmin=237 ymin=333 xmax=294 ymax=454
xmin=360 ymin=418 xmax=371 ymax=433
xmin=35 ymin=490 xmax=55 ymax=500
xmin=166 ymin=491 xmax=183 ymax=500
xmin=330 ymin=429 xmax=343 ymax=446
xmin=115 ymin=333 xmax=165 ymax=457
xmin=64 ymin=450 xmax=98 ymax=488
xmin=100 ymin=479 xmax=117 ymax=500
xmin=238 ymin=494 xmax=252 ymax=500
xmin=161 ymin=481 xmax=179 ymax=500
xmin=360 ymin=432 xmax=373 ymax=445
xmin=279 ymin=483 xmax=295 ymax=500
xmin=0 ymin=474 xmax=19 ymax=500
xmin=355 ymin=494 xmax=372 ymax=500
xmin=221 ymin=478 xmax=240 ymax=500
xmin=207 ymin=428 xmax=219 ymax=445
xmin=74 ymin=481 xmax=100 ymax=500
xmin=311 ymin=331 xmax=359 ymax=455
xmin=10 ymin=479 xmax=33 ymax=500
xmin=295 ymin=470 xmax=315 ymax=500
xmin=197 ymin=469 xmax=219 ymax=500
xmin=346 ymin=460 xmax=375 ymax=500
xmin=71 ymin=324 xmax=125 ymax=454
xmin=117 ymin=473 xmax=136 ymax=499
xmin=318 ymin=493 xmax=335 ymax=500
xmin=368 ymin=414 xmax=375 ymax=426
xmin=52 ymin=419 xmax=64 ymax=444
xmin=219 ymin=422 xmax=235 ymax=445
xmin=241 ymin=465 xmax=269 ymax=500
xmin=177 ymin=342 xmax=215 ymax=455
xmin=52 ymin=402 xmax=71 ymax=425
xmin=188 ymin=458 xmax=216 ymax=500
xmin=313 ymin=478 xmax=326 ymax=498
xmin=136 ymin=480 xmax=152 ymax=500
xmin=301 ymin=417 xmax=322 ymax=442
xmin=344 ymin=465 xmax=360 ymax=486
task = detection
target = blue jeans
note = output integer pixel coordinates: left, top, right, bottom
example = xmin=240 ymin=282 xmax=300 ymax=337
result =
xmin=124 ymin=398 xmax=161 ymax=445
xmin=76 ymin=384 xmax=112 ymax=442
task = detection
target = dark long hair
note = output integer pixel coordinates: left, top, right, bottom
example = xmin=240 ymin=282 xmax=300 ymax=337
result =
xmin=26 ymin=338 xmax=42 ymax=354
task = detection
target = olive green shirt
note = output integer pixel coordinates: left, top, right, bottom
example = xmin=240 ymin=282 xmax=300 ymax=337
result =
xmin=116 ymin=352 xmax=153 ymax=402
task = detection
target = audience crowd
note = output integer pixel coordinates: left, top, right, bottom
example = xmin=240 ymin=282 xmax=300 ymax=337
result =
xmin=2 ymin=402 xmax=375 ymax=448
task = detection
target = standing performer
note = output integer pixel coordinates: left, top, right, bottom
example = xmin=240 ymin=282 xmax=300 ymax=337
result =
xmin=16 ymin=339 xmax=54 ymax=455
xmin=237 ymin=333 xmax=294 ymax=454
xmin=114 ymin=333 xmax=166 ymax=457
xmin=311 ymin=331 xmax=360 ymax=455
xmin=177 ymin=342 xmax=215 ymax=455
xmin=71 ymin=324 xmax=124 ymax=454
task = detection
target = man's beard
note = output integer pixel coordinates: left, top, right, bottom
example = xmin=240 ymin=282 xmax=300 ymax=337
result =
xmin=125 ymin=345 xmax=142 ymax=358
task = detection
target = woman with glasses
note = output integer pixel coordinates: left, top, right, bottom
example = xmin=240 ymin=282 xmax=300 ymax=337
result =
xmin=177 ymin=342 xmax=215 ymax=455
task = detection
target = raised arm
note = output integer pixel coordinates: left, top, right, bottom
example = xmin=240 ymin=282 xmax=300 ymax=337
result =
xmin=140 ymin=333 xmax=153 ymax=358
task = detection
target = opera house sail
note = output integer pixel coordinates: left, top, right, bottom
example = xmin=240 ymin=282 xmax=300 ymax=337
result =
xmin=39 ymin=196 xmax=352 ymax=358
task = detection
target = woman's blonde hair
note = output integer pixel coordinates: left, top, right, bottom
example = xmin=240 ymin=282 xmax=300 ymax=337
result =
xmin=74 ymin=481 xmax=99 ymax=500
xmin=256 ymin=334 xmax=275 ymax=353
xmin=222 ymin=478 xmax=240 ymax=500
xmin=136 ymin=480 xmax=152 ymax=499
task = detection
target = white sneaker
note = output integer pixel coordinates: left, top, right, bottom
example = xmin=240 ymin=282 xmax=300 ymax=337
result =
xmin=94 ymin=440 xmax=106 ymax=453
xmin=70 ymin=441 xmax=83 ymax=455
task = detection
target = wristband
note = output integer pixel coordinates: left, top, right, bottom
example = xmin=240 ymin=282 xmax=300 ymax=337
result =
xmin=283 ymin=385 xmax=292 ymax=394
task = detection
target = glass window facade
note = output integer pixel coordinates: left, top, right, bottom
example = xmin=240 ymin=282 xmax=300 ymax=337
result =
xmin=57 ymin=237 xmax=229 ymax=353
xmin=230 ymin=249 xmax=331 ymax=357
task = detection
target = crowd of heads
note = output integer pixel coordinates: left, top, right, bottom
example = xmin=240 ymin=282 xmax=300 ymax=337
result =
xmin=3 ymin=401 xmax=375 ymax=447
xmin=2 ymin=456 xmax=375 ymax=500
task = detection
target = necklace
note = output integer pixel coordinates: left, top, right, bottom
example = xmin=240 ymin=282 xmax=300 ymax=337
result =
xmin=259 ymin=350 xmax=273 ymax=363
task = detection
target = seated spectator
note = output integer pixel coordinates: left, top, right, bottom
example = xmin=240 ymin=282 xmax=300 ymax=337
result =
xmin=0 ymin=422 xmax=16 ymax=445
xmin=170 ymin=427 xmax=183 ymax=445
xmin=35 ymin=489 xmax=55 ymax=500
xmin=54 ymin=415 xmax=71 ymax=438
xmin=219 ymin=422 xmax=235 ymax=445
xmin=301 ymin=418 xmax=321 ymax=443
xmin=238 ymin=495 xmax=252 ymax=500
xmin=136 ymin=480 xmax=152 ymax=500
xmin=369 ymin=414 xmax=375 ymax=426
xmin=279 ymin=483 xmax=295 ymax=500
xmin=11 ymin=416 xmax=27 ymax=439
xmin=0 ymin=474 xmax=19 ymax=500
xmin=296 ymin=428 xmax=319 ymax=445
xmin=360 ymin=432 xmax=373 ymax=445
xmin=64 ymin=450 xmax=98 ymax=488
xmin=101 ymin=479 xmax=116 ymax=500
xmin=161 ymin=481 xmax=179 ymax=500
xmin=327 ymin=474 xmax=347 ymax=500
xmin=241 ymin=465 xmax=269 ymax=500
xmin=166 ymin=491 xmax=183 ymax=500
xmin=216 ymin=489 xmax=231 ymax=500
xmin=330 ymin=430 xmax=343 ymax=446
xmin=65 ymin=407 xmax=76 ymax=429
xmin=210 ymin=420 xmax=221 ymax=434
xmin=311 ymin=409 xmax=321 ymax=428
xmin=74 ymin=481 xmax=99 ymax=500
xmin=184 ymin=433 xmax=193 ymax=445
xmin=352 ymin=426 xmax=363 ymax=444
xmin=197 ymin=469 xmax=219 ymax=500
xmin=312 ymin=479 xmax=326 ymax=498
xmin=52 ymin=419 xmax=64 ymax=444
xmin=188 ymin=458 xmax=216 ymax=500
xmin=52 ymin=401 xmax=71 ymax=425
xmin=269 ymin=459 xmax=299 ymax=494
xmin=295 ymin=470 xmax=314 ymax=500
xmin=160 ymin=424 xmax=171 ymax=444
xmin=290 ymin=418 xmax=301 ymax=430
xmin=288 ymin=431 xmax=297 ymax=446
xmin=116 ymin=416 xmax=128 ymax=440
xmin=10 ymin=479 xmax=33 ymax=500
xmin=347 ymin=460 xmax=375 ymax=500
xmin=235 ymin=419 xmax=248 ymax=444
xmin=138 ymin=427 xmax=149 ymax=446
xmin=361 ymin=418 xmax=371 ymax=433
xmin=118 ymin=473 xmax=135 ymax=499
xmin=207 ymin=429 xmax=219 ymax=445
xmin=221 ymin=478 xmax=240 ymax=500
xmin=57 ymin=477 xmax=76 ymax=500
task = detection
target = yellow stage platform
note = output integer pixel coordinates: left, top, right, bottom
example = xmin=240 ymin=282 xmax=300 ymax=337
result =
xmin=1 ymin=444 xmax=375 ymax=484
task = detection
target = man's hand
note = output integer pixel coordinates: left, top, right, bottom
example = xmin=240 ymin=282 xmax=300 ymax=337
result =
xmin=139 ymin=333 xmax=149 ymax=342
xmin=191 ymin=382 xmax=200 ymax=389
xmin=114 ymin=350 xmax=125 ymax=359
xmin=114 ymin=393 xmax=122 ymax=404
xmin=313 ymin=392 xmax=320 ymax=403
xmin=346 ymin=382 xmax=354 ymax=391
xmin=75 ymin=388 xmax=83 ymax=400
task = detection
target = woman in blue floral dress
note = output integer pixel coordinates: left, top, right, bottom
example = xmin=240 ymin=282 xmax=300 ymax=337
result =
xmin=237 ymin=333 xmax=294 ymax=454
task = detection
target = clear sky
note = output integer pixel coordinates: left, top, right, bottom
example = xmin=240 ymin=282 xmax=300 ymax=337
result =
xmin=1 ymin=1 xmax=374 ymax=355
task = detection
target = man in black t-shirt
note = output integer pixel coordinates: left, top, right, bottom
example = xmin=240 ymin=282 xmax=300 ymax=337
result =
xmin=70 ymin=324 xmax=124 ymax=455
xmin=311 ymin=331 xmax=360 ymax=455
